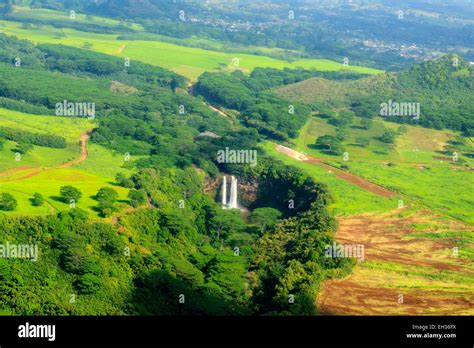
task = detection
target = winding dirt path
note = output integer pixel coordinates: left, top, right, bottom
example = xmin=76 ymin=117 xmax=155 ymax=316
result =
xmin=0 ymin=130 xmax=93 ymax=181
xmin=58 ymin=131 xmax=91 ymax=169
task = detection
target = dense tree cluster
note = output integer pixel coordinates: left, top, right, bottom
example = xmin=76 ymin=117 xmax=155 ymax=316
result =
xmin=0 ymin=127 xmax=66 ymax=148
xmin=196 ymin=72 xmax=312 ymax=140
xmin=351 ymin=55 xmax=473 ymax=135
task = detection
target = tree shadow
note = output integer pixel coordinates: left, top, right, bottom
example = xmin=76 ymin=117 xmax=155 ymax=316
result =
xmin=50 ymin=196 xmax=66 ymax=204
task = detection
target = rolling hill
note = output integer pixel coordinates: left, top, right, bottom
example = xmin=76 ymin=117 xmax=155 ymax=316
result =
xmin=276 ymin=55 xmax=474 ymax=134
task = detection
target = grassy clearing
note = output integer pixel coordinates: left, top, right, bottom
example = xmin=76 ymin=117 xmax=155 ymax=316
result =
xmin=261 ymin=141 xmax=396 ymax=215
xmin=74 ymin=143 xmax=135 ymax=179
xmin=0 ymin=109 xmax=132 ymax=218
xmin=0 ymin=140 xmax=78 ymax=172
xmin=293 ymin=115 xmax=464 ymax=165
xmin=348 ymin=162 xmax=474 ymax=224
xmin=0 ymin=108 xmax=94 ymax=171
xmin=0 ymin=19 xmax=382 ymax=81
xmin=0 ymin=107 xmax=93 ymax=142
xmin=1 ymin=168 xmax=129 ymax=219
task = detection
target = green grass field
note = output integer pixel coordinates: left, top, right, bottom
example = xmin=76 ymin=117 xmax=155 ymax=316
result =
xmin=9 ymin=6 xmax=143 ymax=30
xmin=285 ymin=115 xmax=474 ymax=223
xmin=0 ymin=109 xmax=133 ymax=218
xmin=348 ymin=162 xmax=474 ymax=224
xmin=0 ymin=108 xmax=94 ymax=171
xmin=1 ymin=168 xmax=130 ymax=219
xmin=293 ymin=115 xmax=468 ymax=165
xmin=0 ymin=16 xmax=382 ymax=81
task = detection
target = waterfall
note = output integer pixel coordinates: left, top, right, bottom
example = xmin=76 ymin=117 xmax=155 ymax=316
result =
xmin=229 ymin=175 xmax=238 ymax=209
xmin=221 ymin=175 xmax=227 ymax=206
xmin=221 ymin=175 xmax=238 ymax=209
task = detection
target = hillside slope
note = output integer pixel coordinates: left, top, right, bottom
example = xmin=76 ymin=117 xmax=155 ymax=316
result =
xmin=276 ymin=55 xmax=473 ymax=134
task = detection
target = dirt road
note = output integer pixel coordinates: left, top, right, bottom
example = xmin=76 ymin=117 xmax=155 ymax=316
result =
xmin=58 ymin=131 xmax=91 ymax=169
xmin=0 ymin=130 xmax=93 ymax=181
xmin=275 ymin=144 xmax=396 ymax=198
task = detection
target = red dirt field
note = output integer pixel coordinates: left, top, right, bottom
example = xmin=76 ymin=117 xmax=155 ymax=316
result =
xmin=317 ymin=208 xmax=474 ymax=315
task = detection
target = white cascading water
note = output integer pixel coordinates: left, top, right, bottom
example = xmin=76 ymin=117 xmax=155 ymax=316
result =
xmin=221 ymin=175 xmax=238 ymax=209
xmin=221 ymin=175 xmax=227 ymax=206
xmin=229 ymin=175 xmax=238 ymax=209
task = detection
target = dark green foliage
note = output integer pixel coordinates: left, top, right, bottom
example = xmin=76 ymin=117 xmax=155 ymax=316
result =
xmin=96 ymin=187 xmax=118 ymax=203
xmin=379 ymin=129 xmax=397 ymax=144
xmin=38 ymin=44 xmax=185 ymax=89
xmin=315 ymin=135 xmax=345 ymax=155
xmin=196 ymin=72 xmax=311 ymax=140
xmin=0 ymin=127 xmax=66 ymax=148
xmin=115 ymin=173 xmax=135 ymax=188
xmin=0 ymin=33 xmax=44 ymax=68
xmin=352 ymin=55 xmax=474 ymax=135
xmin=95 ymin=187 xmax=119 ymax=217
xmin=14 ymin=141 xmax=33 ymax=154
xmin=75 ymin=274 xmax=103 ymax=294
xmin=59 ymin=186 xmax=82 ymax=203
xmin=246 ymin=67 xmax=368 ymax=92
xmin=0 ymin=193 xmax=17 ymax=211
xmin=31 ymin=193 xmax=44 ymax=207
xmin=127 ymin=189 xmax=147 ymax=208
xmin=250 ymin=207 xmax=282 ymax=234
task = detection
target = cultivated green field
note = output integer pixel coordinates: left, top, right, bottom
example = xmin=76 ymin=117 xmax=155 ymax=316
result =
xmin=348 ymin=162 xmax=474 ymax=224
xmin=0 ymin=15 xmax=382 ymax=80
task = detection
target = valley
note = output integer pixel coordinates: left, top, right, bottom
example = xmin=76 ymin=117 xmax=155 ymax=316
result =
xmin=0 ymin=1 xmax=472 ymax=319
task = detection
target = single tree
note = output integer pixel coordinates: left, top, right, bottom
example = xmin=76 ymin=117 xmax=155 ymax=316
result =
xmin=59 ymin=186 xmax=82 ymax=204
xmin=96 ymin=187 xmax=118 ymax=203
xmin=379 ymin=129 xmax=397 ymax=144
xmin=315 ymin=135 xmax=344 ymax=154
xmin=0 ymin=193 xmax=17 ymax=211
xmin=31 ymin=192 xmax=44 ymax=206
